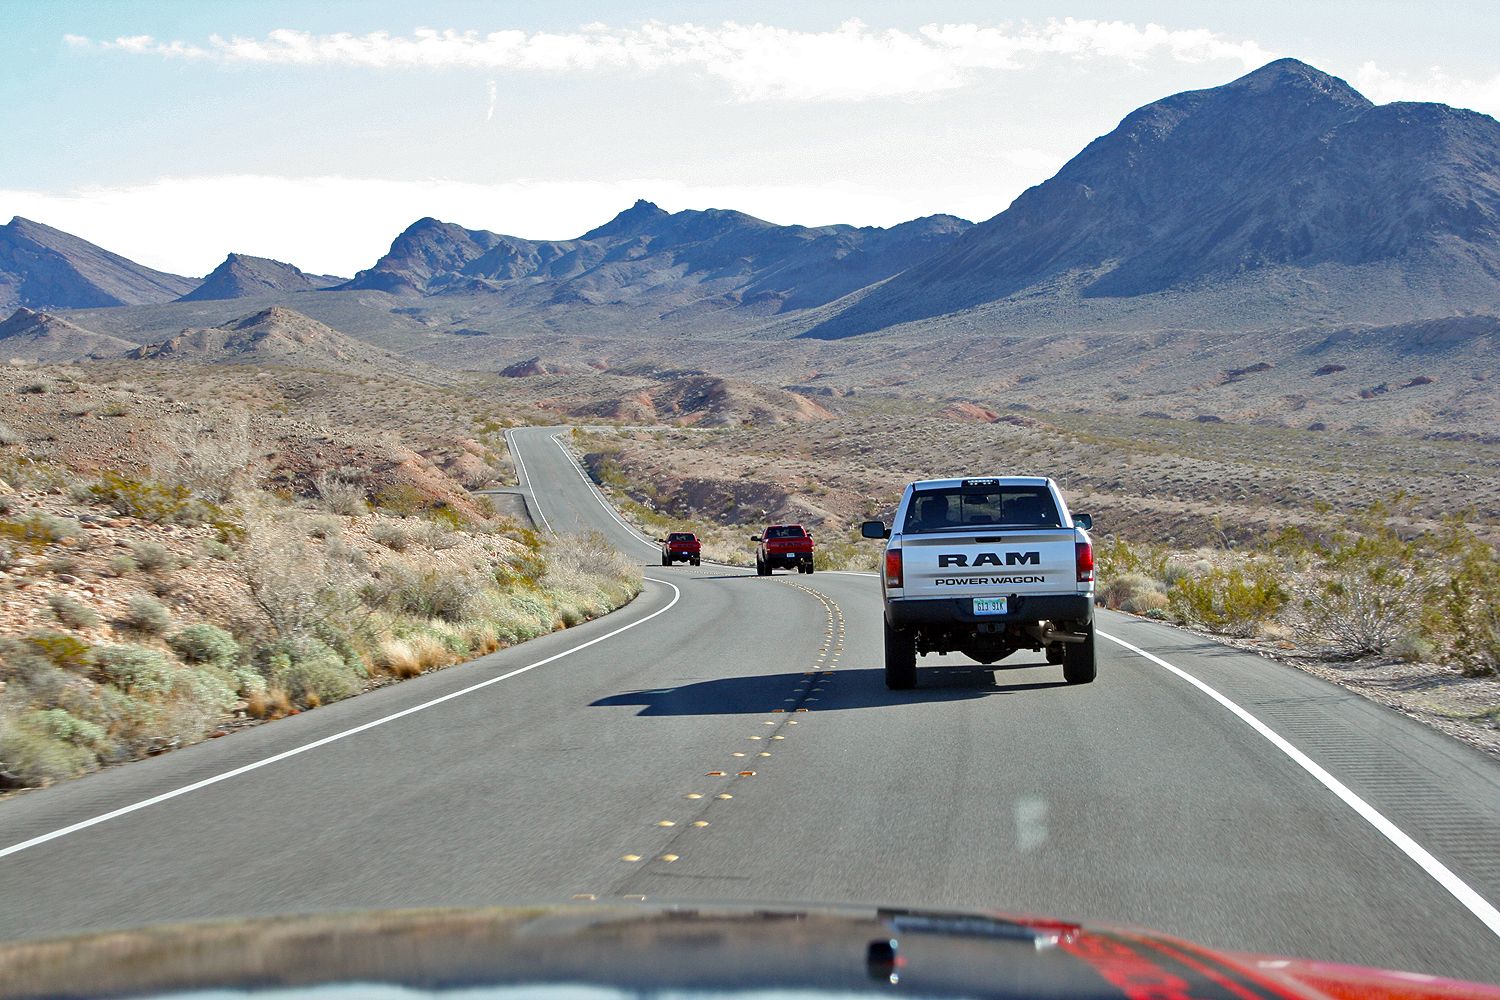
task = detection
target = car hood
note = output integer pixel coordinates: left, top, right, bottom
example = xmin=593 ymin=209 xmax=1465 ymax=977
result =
xmin=0 ymin=902 xmax=1496 ymax=1000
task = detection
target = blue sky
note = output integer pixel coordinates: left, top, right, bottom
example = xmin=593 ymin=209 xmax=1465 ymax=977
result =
xmin=4 ymin=1 xmax=1498 ymax=276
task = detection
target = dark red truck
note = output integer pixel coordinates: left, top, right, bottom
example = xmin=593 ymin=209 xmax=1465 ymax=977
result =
xmin=660 ymin=531 xmax=701 ymax=566
xmin=753 ymin=524 xmax=815 ymax=575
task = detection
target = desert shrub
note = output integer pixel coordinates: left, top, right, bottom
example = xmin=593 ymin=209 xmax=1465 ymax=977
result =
xmin=90 ymin=471 xmax=192 ymax=523
xmin=20 ymin=631 xmax=93 ymax=671
xmin=119 ymin=594 xmax=171 ymax=636
xmin=307 ymin=515 xmax=342 ymax=540
xmin=0 ymin=713 xmax=94 ymax=785
xmin=238 ymin=506 xmax=369 ymax=643
xmin=313 ymin=471 xmax=368 ymax=516
xmin=1424 ymin=522 xmax=1500 ymax=677
xmin=362 ymin=562 xmax=487 ymax=623
xmin=424 ymin=504 xmax=470 ymax=532
xmin=1169 ymin=563 xmax=1287 ymax=637
xmin=410 ymin=519 xmax=461 ymax=550
xmin=168 ymin=623 xmax=239 ymax=669
xmin=47 ymin=594 xmax=100 ymax=630
xmin=541 ymin=531 xmax=642 ymax=617
xmin=484 ymin=591 xmax=555 ymax=644
xmin=93 ymin=644 xmax=176 ymax=696
xmin=371 ymin=520 xmax=411 ymax=551
xmin=106 ymin=554 xmax=138 ymax=577
xmin=1283 ymin=513 xmax=1426 ymax=659
xmin=1099 ymin=572 xmax=1166 ymax=611
xmin=0 ymin=512 xmax=83 ymax=552
xmin=24 ymin=708 xmax=107 ymax=751
xmin=261 ymin=637 xmax=364 ymax=707
xmin=1121 ymin=589 xmax=1170 ymax=614
xmin=129 ymin=540 xmax=176 ymax=574
xmin=0 ymin=420 xmax=20 ymax=446
xmin=155 ymin=409 xmax=254 ymax=503
xmin=814 ymin=533 xmax=880 ymax=573
xmin=373 ymin=482 xmax=428 ymax=516
xmin=197 ymin=538 xmax=234 ymax=561
xmin=1095 ymin=536 xmax=1169 ymax=582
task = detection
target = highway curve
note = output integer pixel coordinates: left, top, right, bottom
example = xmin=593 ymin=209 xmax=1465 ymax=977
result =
xmin=1 ymin=425 xmax=1498 ymax=985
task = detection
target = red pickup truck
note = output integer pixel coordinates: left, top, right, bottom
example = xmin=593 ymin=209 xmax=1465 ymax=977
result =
xmin=660 ymin=531 xmax=701 ymax=566
xmin=753 ymin=524 xmax=815 ymax=575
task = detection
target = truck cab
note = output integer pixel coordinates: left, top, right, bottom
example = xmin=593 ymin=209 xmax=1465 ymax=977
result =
xmin=862 ymin=477 xmax=1095 ymax=689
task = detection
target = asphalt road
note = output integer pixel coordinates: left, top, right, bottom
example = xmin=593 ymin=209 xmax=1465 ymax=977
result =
xmin=2 ymin=425 xmax=1498 ymax=985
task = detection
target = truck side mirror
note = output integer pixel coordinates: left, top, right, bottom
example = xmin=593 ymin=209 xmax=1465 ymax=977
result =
xmin=1074 ymin=514 xmax=1093 ymax=531
xmin=860 ymin=520 xmax=890 ymax=540
xmin=751 ymin=535 xmax=761 ymax=542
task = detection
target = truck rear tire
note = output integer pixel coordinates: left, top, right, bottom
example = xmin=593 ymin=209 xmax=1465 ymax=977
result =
xmin=661 ymin=553 xmax=670 ymax=566
xmin=757 ymin=558 xmax=770 ymax=577
xmin=884 ymin=620 xmax=917 ymax=690
xmin=691 ymin=557 xmax=700 ymax=566
xmin=1063 ymin=626 xmax=1097 ymax=685
xmin=805 ymin=562 xmax=815 ymax=575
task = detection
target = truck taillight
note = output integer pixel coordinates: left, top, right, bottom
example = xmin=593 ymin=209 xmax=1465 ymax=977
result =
xmin=885 ymin=549 xmax=904 ymax=588
xmin=1076 ymin=540 xmax=1094 ymax=583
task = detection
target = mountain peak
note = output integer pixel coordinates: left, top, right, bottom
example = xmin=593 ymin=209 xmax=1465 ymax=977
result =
xmin=1226 ymin=57 xmax=1370 ymax=107
xmin=582 ymin=199 xmax=671 ymax=241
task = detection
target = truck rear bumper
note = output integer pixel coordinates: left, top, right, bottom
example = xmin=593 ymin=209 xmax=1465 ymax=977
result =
xmin=886 ymin=593 xmax=1093 ymax=629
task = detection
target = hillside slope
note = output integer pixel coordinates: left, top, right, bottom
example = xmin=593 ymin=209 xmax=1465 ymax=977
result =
xmin=0 ymin=217 xmax=199 ymax=310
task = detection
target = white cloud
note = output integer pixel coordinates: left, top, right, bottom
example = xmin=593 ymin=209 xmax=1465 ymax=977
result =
xmin=0 ymin=174 xmax=1011 ymax=278
xmin=485 ymin=79 xmax=497 ymax=121
xmin=1353 ymin=61 xmax=1500 ymax=118
xmin=65 ymin=18 xmax=1277 ymax=101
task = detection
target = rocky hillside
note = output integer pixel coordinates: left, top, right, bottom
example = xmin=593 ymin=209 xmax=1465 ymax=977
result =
xmin=0 ymin=308 xmax=137 ymax=362
xmin=0 ymin=217 xmax=199 ymax=310
xmin=807 ymin=58 xmax=1500 ymax=338
xmin=126 ymin=306 xmax=412 ymax=372
xmin=342 ymin=201 xmax=970 ymax=315
xmin=178 ymin=253 xmax=342 ymax=302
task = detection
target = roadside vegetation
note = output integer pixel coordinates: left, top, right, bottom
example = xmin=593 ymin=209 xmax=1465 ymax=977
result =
xmin=1094 ymin=504 xmax=1499 ymax=677
xmin=0 ymin=369 xmax=640 ymax=791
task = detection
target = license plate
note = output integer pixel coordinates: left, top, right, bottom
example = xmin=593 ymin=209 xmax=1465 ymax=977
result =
xmin=973 ymin=597 xmax=1009 ymax=615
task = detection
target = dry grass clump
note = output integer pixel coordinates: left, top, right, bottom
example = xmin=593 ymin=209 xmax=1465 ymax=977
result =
xmin=314 ymin=470 xmax=369 ymax=516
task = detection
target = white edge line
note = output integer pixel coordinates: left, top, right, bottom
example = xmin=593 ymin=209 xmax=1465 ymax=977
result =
xmin=0 ymin=578 xmax=682 ymax=861
xmin=505 ymin=429 xmax=554 ymax=535
xmin=1098 ymin=629 xmax=1500 ymax=940
xmin=548 ymin=432 xmax=656 ymax=549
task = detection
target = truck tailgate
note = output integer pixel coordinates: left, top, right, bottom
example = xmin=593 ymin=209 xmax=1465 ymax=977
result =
xmin=898 ymin=530 xmax=1078 ymax=598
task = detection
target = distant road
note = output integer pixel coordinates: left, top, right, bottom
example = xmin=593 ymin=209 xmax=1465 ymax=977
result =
xmin=1 ymin=425 xmax=1498 ymax=985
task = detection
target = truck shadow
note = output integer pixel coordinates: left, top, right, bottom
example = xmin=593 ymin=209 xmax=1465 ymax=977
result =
xmin=590 ymin=667 xmax=1068 ymax=716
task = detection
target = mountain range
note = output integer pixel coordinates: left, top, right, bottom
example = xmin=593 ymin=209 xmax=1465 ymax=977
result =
xmin=2 ymin=58 xmax=1498 ymax=341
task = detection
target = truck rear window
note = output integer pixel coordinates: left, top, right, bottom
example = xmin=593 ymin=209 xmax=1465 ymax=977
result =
xmin=765 ymin=526 xmax=806 ymax=538
xmin=668 ymin=533 xmax=696 ymax=542
xmin=901 ymin=487 xmax=1061 ymax=532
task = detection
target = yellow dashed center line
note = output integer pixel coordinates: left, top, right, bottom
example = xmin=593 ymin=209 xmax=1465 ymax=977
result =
xmin=608 ymin=579 xmax=846 ymax=890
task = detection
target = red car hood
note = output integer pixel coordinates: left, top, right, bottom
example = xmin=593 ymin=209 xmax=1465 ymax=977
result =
xmin=0 ymin=903 xmax=1495 ymax=999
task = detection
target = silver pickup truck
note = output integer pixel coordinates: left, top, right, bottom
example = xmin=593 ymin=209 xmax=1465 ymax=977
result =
xmin=861 ymin=476 xmax=1096 ymax=690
